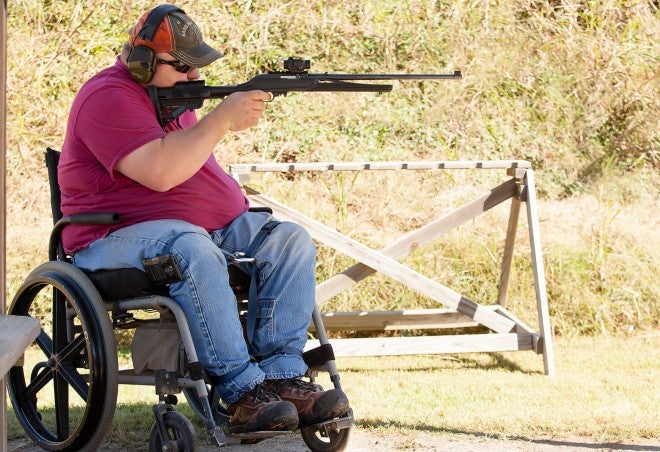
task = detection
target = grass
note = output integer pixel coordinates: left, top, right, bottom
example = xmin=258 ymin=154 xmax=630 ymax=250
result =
xmin=4 ymin=0 xmax=658 ymax=336
xmin=7 ymin=334 xmax=659 ymax=449
xmin=2 ymin=0 xmax=659 ymax=447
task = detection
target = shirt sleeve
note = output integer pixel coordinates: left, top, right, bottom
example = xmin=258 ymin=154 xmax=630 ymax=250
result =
xmin=73 ymin=82 xmax=166 ymax=178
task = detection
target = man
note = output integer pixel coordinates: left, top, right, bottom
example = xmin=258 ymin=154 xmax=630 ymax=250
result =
xmin=58 ymin=4 xmax=348 ymax=434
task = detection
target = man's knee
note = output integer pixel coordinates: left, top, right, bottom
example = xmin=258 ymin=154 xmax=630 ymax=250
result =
xmin=165 ymin=231 xmax=227 ymax=272
xmin=276 ymin=222 xmax=315 ymax=252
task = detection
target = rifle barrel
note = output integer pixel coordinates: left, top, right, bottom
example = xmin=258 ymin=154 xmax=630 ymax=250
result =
xmin=311 ymin=71 xmax=462 ymax=81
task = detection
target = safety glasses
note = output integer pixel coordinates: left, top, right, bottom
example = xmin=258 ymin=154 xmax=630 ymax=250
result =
xmin=157 ymin=59 xmax=194 ymax=73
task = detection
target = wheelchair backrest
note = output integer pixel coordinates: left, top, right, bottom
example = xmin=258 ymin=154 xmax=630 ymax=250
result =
xmin=45 ymin=147 xmax=64 ymax=223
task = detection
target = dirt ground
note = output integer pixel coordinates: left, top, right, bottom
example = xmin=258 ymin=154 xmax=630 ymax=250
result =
xmin=8 ymin=430 xmax=659 ymax=452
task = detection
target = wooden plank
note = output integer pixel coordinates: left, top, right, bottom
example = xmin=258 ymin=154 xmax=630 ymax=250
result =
xmin=245 ymin=187 xmax=516 ymax=334
xmin=2 ymin=1 xmax=8 ymax=447
xmin=494 ymin=306 xmax=543 ymax=353
xmin=309 ymin=308 xmax=481 ymax=331
xmin=0 ymin=315 xmax=41 ymax=378
xmin=314 ymin=178 xmax=518 ymax=303
xmin=230 ymin=160 xmax=532 ymax=175
xmin=304 ymin=332 xmax=534 ymax=356
xmin=523 ymin=170 xmax=556 ymax=376
xmin=498 ymin=196 xmax=522 ymax=307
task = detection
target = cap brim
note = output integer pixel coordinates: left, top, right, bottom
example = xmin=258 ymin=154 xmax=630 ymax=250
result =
xmin=170 ymin=42 xmax=223 ymax=68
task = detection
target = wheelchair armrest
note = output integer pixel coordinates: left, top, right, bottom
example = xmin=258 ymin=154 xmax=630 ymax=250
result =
xmin=64 ymin=212 xmax=121 ymax=226
xmin=248 ymin=206 xmax=273 ymax=214
xmin=49 ymin=212 xmax=121 ymax=261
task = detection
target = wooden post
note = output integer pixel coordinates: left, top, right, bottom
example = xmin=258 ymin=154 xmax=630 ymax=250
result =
xmin=497 ymin=197 xmax=521 ymax=307
xmin=523 ymin=170 xmax=555 ymax=376
xmin=1 ymin=0 xmax=9 ymax=448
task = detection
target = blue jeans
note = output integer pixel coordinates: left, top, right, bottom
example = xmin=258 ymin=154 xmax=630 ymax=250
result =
xmin=72 ymin=211 xmax=316 ymax=403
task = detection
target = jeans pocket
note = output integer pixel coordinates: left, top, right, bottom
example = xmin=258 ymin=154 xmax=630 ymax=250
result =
xmin=251 ymin=298 xmax=276 ymax=354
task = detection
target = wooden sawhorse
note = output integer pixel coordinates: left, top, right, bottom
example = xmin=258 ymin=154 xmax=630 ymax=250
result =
xmin=230 ymin=161 xmax=555 ymax=376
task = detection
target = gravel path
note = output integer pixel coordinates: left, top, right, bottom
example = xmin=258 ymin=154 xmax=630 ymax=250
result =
xmin=8 ymin=430 xmax=659 ymax=451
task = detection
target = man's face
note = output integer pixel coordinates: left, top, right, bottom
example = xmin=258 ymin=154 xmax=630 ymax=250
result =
xmin=148 ymin=53 xmax=201 ymax=87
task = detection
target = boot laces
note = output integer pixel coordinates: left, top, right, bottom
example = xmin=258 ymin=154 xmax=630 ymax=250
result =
xmin=248 ymin=383 xmax=280 ymax=403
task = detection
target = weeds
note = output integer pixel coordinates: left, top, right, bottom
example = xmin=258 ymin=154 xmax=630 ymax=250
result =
xmin=4 ymin=0 xmax=658 ymax=335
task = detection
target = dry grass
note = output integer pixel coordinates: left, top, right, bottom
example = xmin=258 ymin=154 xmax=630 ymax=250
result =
xmin=5 ymin=1 xmax=659 ymax=335
xmin=7 ymin=334 xmax=659 ymax=448
xmin=3 ymin=1 xmax=659 ymax=447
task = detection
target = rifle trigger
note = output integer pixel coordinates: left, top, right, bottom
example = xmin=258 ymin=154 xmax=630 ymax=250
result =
xmin=265 ymin=92 xmax=275 ymax=102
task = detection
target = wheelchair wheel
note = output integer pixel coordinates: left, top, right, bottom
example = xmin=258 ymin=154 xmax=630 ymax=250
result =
xmin=149 ymin=411 xmax=198 ymax=452
xmin=300 ymin=422 xmax=352 ymax=452
xmin=7 ymin=261 xmax=118 ymax=451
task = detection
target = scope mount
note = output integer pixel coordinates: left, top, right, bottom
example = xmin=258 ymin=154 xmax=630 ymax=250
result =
xmin=282 ymin=57 xmax=311 ymax=74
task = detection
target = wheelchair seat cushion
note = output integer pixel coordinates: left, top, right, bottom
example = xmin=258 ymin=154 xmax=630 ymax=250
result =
xmin=85 ymin=266 xmax=252 ymax=301
xmin=85 ymin=268 xmax=169 ymax=301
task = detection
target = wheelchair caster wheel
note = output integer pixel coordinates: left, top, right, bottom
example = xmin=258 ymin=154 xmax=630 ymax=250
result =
xmin=149 ymin=411 xmax=198 ymax=452
xmin=300 ymin=409 xmax=353 ymax=452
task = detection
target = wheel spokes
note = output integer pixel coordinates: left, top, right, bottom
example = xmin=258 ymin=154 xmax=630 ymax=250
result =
xmin=58 ymin=361 xmax=89 ymax=401
xmin=54 ymin=371 xmax=70 ymax=440
xmin=34 ymin=330 xmax=53 ymax=357
xmin=24 ymin=365 xmax=54 ymax=400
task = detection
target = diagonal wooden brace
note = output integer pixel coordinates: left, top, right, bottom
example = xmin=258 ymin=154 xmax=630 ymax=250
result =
xmin=315 ymin=178 xmax=518 ymax=304
xmin=245 ymin=187 xmax=516 ymax=334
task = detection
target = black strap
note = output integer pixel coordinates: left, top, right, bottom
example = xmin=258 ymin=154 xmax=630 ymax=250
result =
xmin=137 ymin=4 xmax=182 ymax=41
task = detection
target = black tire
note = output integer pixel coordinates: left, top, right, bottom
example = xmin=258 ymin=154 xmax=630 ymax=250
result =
xmin=149 ymin=411 xmax=198 ymax=452
xmin=300 ymin=423 xmax=352 ymax=452
xmin=7 ymin=261 xmax=118 ymax=451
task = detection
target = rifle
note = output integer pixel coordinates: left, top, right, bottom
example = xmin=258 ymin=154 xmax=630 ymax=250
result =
xmin=149 ymin=57 xmax=462 ymax=127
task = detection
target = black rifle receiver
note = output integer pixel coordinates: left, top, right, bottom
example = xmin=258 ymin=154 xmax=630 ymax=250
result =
xmin=149 ymin=57 xmax=462 ymax=127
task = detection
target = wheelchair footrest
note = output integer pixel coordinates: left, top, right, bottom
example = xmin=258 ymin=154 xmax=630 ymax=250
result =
xmin=228 ymin=430 xmax=291 ymax=444
xmin=303 ymin=407 xmax=354 ymax=432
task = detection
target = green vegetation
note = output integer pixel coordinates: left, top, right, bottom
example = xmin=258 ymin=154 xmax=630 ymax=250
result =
xmin=6 ymin=0 xmax=657 ymax=335
xmin=4 ymin=0 xmax=658 ymax=448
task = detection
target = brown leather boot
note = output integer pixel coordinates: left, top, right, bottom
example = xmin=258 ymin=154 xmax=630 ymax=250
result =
xmin=263 ymin=378 xmax=349 ymax=427
xmin=227 ymin=383 xmax=299 ymax=433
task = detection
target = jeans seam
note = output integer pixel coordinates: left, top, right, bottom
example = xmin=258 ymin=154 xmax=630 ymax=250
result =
xmin=168 ymin=244 xmax=228 ymax=376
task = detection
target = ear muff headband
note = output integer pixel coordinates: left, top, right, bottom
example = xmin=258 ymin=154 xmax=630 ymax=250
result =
xmin=127 ymin=4 xmax=183 ymax=83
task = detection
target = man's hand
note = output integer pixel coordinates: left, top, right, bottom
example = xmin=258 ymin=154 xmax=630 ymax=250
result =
xmin=214 ymin=90 xmax=270 ymax=131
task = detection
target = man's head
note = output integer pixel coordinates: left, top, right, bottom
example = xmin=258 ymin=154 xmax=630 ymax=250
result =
xmin=126 ymin=4 xmax=222 ymax=85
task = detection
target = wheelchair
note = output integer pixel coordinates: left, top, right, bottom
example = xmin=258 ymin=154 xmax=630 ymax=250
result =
xmin=6 ymin=147 xmax=353 ymax=451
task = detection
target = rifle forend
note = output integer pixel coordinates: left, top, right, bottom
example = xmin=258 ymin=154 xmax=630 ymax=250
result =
xmin=149 ymin=57 xmax=462 ymax=127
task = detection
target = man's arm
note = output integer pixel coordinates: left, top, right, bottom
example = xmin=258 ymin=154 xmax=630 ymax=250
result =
xmin=116 ymin=90 xmax=270 ymax=192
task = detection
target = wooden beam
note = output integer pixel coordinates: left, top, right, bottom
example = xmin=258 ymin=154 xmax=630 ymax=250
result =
xmin=0 ymin=316 xmax=41 ymax=378
xmin=230 ymin=160 xmax=532 ymax=175
xmin=0 ymin=316 xmax=40 ymax=452
xmin=246 ymin=187 xmax=516 ymax=334
xmin=2 ymin=0 xmax=9 ymax=446
xmin=304 ymin=332 xmax=535 ymax=356
xmin=523 ymin=170 xmax=556 ymax=376
xmin=314 ymin=178 xmax=518 ymax=304
xmin=498 ymin=196 xmax=522 ymax=307
xmin=309 ymin=308 xmax=482 ymax=331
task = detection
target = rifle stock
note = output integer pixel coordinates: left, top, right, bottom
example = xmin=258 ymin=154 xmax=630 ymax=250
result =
xmin=149 ymin=58 xmax=461 ymax=127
